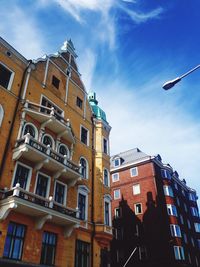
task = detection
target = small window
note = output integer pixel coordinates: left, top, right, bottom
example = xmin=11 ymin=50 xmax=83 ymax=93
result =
xmin=112 ymin=173 xmax=119 ymax=182
xmin=130 ymin=167 xmax=138 ymax=177
xmin=114 ymin=158 xmax=120 ymax=167
xmin=0 ymin=62 xmax=14 ymax=90
xmin=23 ymin=123 xmax=38 ymax=139
xmin=35 ymin=173 xmax=50 ymax=198
xmin=80 ymin=126 xmax=89 ymax=146
xmin=54 ymin=181 xmax=66 ymax=205
xmin=161 ymin=169 xmax=171 ymax=179
xmin=170 ymin=224 xmax=181 ymax=237
xmin=194 ymin=223 xmax=200 ymax=232
xmin=114 ymin=207 xmax=121 ymax=218
xmin=103 ymin=169 xmax=109 ymax=187
xmin=114 ymin=189 xmax=121 ymax=200
xmin=3 ymin=222 xmax=26 ymax=260
xmin=134 ymin=203 xmax=142 ymax=214
xmin=52 ymin=75 xmax=60 ymax=89
xmin=80 ymin=157 xmax=88 ymax=179
xmin=163 ymin=185 xmax=174 ymax=197
xmin=59 ymin=144 xmax=69 ymax=158
xmin=174 ymin=246 xmax=185 ymax=260
xmin=133 ymin=184 xmax=140 ymax=195
xmin=12 ymin=163 xmax=32 ymax=190
xmin=40 ymin=231 xmax=57 ymax=265
xmin=105 ymin=201 xmax=110 ymax=226
xmin=189 ymin=192 xmax=196 ymax=201
xmin=76 ymin=97 xmax=83 ymax=109
xmin=77 ymin=186 xmax=89 ymax=221
xmin=42 ymin=134 xmax=54 ymax=149
xmin=103 ymin=138 xmax=108 ymax=154
xmin=167 ymin=204 xmax=178 ymax=216
xmin=191 ymin=207 xmax=199 ymax=217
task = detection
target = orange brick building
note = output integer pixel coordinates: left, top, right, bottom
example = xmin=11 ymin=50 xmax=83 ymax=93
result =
xmin=0 ymin=37 xmax=112 ymax=267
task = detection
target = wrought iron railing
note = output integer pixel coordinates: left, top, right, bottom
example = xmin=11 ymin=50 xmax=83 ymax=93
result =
xmin=0 ymin=185 xmax=78 ymax=218
xmin=15 ymin=134 xmax=80 ymax=174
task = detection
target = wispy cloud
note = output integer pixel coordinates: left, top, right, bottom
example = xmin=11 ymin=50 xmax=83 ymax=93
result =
xmin=0 ymin=5 xmax=45 ymax=59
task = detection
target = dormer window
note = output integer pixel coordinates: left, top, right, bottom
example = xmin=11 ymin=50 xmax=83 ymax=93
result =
xmin=52 ymin=75 xmax=60 ymax=89
xmin=114 ymin=158 xmax=121 ymax=167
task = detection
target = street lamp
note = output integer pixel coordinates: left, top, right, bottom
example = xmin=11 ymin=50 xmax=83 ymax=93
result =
xmin=162 ymin=64 xmax=200 ymax=90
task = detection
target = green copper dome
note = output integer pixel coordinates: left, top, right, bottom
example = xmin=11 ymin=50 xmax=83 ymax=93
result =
xmin=88 ymin=92 xmax=107 ymax=123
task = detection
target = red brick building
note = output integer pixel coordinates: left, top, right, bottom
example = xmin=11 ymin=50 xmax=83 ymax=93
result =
xmin=110 ymin=148 xmax=200 ymax=267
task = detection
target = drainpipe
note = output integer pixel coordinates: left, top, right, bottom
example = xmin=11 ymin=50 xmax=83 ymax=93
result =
xmin=0 ymin=60 xmax=33 ymax=182
xmin=91 ymin=114 xmax=96 ymax=267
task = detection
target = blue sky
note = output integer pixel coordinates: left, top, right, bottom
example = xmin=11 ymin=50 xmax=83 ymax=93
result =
xmin=1 ymin=0 xmax=200 ymax=200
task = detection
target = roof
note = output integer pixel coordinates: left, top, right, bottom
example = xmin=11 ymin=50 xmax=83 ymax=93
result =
xmin=110 ymin=148 xmax=150 ymax=168
xmin=88 ymin=92 xmax=108 ymax=123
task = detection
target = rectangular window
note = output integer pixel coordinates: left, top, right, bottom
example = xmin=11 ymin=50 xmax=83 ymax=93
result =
xmin=194 ymin=223 xmax=200 ymax=233
xmin=81 ymin=126 xmax=89 ymax=146
xmin=191 ymin=207 xmax=199 ymax=217
xmin=54 ymin=182 xmax=66 ymax=205
xmin=35 ymin=173 xmax=49 ymax=198
xmin=0 ymin=62 xmax=14 ymax=90
xmin=103 ymin=138 xmax=108 ymax=154
xmin=133 ymin=184 xmax=140 ymax=195
xmin=114 ymin=207 xmax=121 ymax=218
xmin=3 ymin=222 xmax=26 ymax=260
xmin=189 ymin=192 xmax=196 ymax=201
xmin=134 ymin=203 xmax=142 ymax=214
xmin=167 ymin=204 xmax=178 ymax=216
xmin=40 ymin=231 xmax=57 ymax=266
xmin=13 ymin=163 xmax=31 ymax=190
xmin=114 ymin=189 xmax=121 ymax=200
xmin=112 ymin=173 xmax=119 ymax=182
xmin=114 ymin=158 xmax=120 ymax=167
xmin=170 ymin=224 xmax=181 ymax=237
xmin=75 ymin=240 xmax=90 ymax=267
xmin=130 ymin=167 xmax=138 ymax=177
xmin=76 ymin=97 xmax=83 ymax=109
xmin=163 ymin=185 xmax=174 ymax=197
xmin=161 ymin=169 xmax=171 ymax=179
xmin=173 ymin=246 xmax=185 ymax=260
xmin=105 ymin=201 xmax=110 ymax=226
xmin=52 ymin=75 xmax=60 ymax=89
xmin=78 ymin=193 xmax=86 ymax=220
xmin=41 ymin=96 xmax=63 ymax=118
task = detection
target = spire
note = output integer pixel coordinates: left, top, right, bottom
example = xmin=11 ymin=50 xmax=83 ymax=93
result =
xmin=60 ymin=39 xmax=77 ymax=58
xmin=88 ymin=92 xmax=107 ymax=123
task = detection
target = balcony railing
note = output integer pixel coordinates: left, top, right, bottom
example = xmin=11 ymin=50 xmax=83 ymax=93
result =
xmin=13 ymin=133 xmax=81 ymax=182
xmin=23 ymin=101 xmax=75 ymax=143
xmin=0 ymin=184 xmax=80 ymax=237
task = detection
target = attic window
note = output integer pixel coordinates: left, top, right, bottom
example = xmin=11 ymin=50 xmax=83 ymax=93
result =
xmin=52 ymin=75 xmax=60 ymax=89
xmin=76 ymin=97 xmax=83 ymax=109
xmin=114 ymin=158 xmax=121 ymax=167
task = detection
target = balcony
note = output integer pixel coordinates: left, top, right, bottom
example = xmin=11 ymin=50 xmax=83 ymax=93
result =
xmin=0 ymin=185 xmax=80 ymax=237
xmin=94 ymin=223 xmax=113 ymax=246
xmin=23 ymin=101 xmax=75 ymax=144
xmin=13 ymin=134 xmax=81 ymax=186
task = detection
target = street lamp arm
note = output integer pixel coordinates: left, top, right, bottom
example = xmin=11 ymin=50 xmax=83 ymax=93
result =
xmin=162 ymin=64 xmax=200 ymax=90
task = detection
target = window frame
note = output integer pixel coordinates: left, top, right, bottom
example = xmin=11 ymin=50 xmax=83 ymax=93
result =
xmin=58 ymin=143 xmax=70 ymax=158
xmin=173 ymin=246 xmax=185 ymax=260
xmin=114 ymin=158 xmax=120 ymax=167
xmin=163 ymin=185 xmax=174 ymax=197
xmin=40 ymin=95 xmax=64 ymax=117
xmin=133 ymin=184 xmax=140 ymax=195
xmin=53 ymin=180 xmax=67 ymax=205
xmin=77 ymin=186 xmax=89 ymax=221
xmin=75 ymin=239 xmax=90 ymax=267
xmin=167 ymin=204 xmax=178 ymax=217
xmin=22 ymin=122 xmax=38 ymax=139
xmin=103 ymin=168 xmax=110 ymax=187
xmin=79 ymin=157 xmax=88 ymax=179
xmin=113 ymin=189 xmax=121 ymax=200
xmin=76 ymin=96 xmax=83 ymax=109
xmin=40 ymin=231 xmax=57 ymax=266
xmin=170 ymin=224 xmax=182 ymax=237
xmin=134 ymin=203 xmax=143 ymax=215
xmin=194 ymin=223 xmax=200 ymax=233
xmin=112 ymin=173 xmax=119 ymax=183
xmin=130 ymin=167 xmax=138 ymax=177
xmin=102 ymin=137 xmax=109 ymax=155
xmin=0 ymin=61 xmax=15 ymax=91
xmin=11 ymin=162 xmax=32 ymax=190
xmin=80 ymin=125 xmax=89 ymax=146
xmin=104 ymin=194 xmax=112 ymax=226
xmin=42 ymin=133 xmax=55 ymax=149
xmin=52 ymin=75 xmax=60 ymax=89
xmin=34 ymin=172 xmax=51 ymax=198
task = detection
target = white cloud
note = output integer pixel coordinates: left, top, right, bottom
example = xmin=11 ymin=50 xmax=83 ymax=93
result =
xmin=0 ymin=5 xmax=45 ymax=59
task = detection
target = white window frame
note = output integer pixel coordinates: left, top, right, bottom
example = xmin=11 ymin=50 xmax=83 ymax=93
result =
xmin=11 ymin=162 xmax=32 ymax=190
xmin=79 ymin=156 xmax=89 ymax=179
xmin=114 ymin=189 xmax=121 ymax=200
xmin=102 ymin=137 xmax=109 ymax=155
xmin=112 ymin=173 xmax=119 ymax=182
xmin=53 ymin=180 xmax=67 ymax=205
xmin=0 ymin=105 xmax=4 ymax=127
xmin=22 ymin=122 xmax=38 ymax=140
xmin=58 ymin=143 xmax=70 ymax=158
xmin=167 ymin=204 xmax=178 ymax=216
xmin=42 ymin=133 xmax=55 ymax=149
xmin=130 ymin=167 xmax=138 ymax=177
xmin=163 ymin=185 xmax=174 ymax=197
xmin=34 ymin=172 xmax=51 ymax=198
xmin=77 ymin=185 xmax=89 ymax=222
xmin=80 ymin=125 xmax=89 ymax=146
xmin=134 ymin=203 xmax=143 ymax=215
xmin=40 ymin=95 xmax=64 ymax=116
xmin=173 ymin=246 xmax=185 ymax=260
xmin=114 ymin=158 xmax=120 ymax=167
xmin=114 ymin=207 xmax=121 ymax=218
xmin=0 ymin=61 xmax=15 ymax=91
xmin=170 ymin=224 xmax=182 ymax=237
xmin=104 ymin=194 xmax=112 ymax=226
xmin=103 ymin=168 xmax=110 ymax=187
xmin=133 ymin=184 xmax=140 ymax=195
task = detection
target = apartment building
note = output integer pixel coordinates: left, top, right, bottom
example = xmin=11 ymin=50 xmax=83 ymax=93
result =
xmin=0 ymin=37 xmax=112 ymax=267
xmin=110 ymin=148 xmax=200 ymax=267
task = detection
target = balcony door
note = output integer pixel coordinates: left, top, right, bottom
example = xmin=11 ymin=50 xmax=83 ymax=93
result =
xmin=35 ymin=173 xmax=49 ymax=198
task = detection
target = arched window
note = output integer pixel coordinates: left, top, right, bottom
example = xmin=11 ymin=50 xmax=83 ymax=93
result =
xmin=42 ymin=134 xmax=55 ymax=149
xmin=103 ymin=169 xmax=110 ymax=187
xmin=22 ymin=123 xmax=38 ymax=139
xmin=80 ymin=157 xmax=88 ymax=179
xmin=0 ymin=105 xmax=4 ymax=127
xmin=104 ymin=194 xmax=112 ymax=227
xmin=58 ymin=144 xmax=69 ymax=158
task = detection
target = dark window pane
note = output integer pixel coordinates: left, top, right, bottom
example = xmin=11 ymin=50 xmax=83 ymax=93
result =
xmin=76 ymin=97 xmax=83 ymax=109
xmin=0 ymin=63 xmax=12 ymax=89
xmin=55 ymin=182 xmax=65 ymax=204
xmin=40 ymin=231 xmax=57 ymax=266
xmin=36 ymin=174 xmax=49 ymax=197
xmin=23 ymin=124 xmax=35 ymax=138
xmin=78 ymin=193 xmax=86 ymax=220
xmin=75 ymin=240 xmax=90 ymax=267
xmin=52 ymin=75 xmax=60 ymax=89
xmin=81 ymin=127 xmax=88 ymax=145
xmin=80 ymin=158 xmax=87 ymax=178
xmin=13 ymin=164 xmax=30 ymax=189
